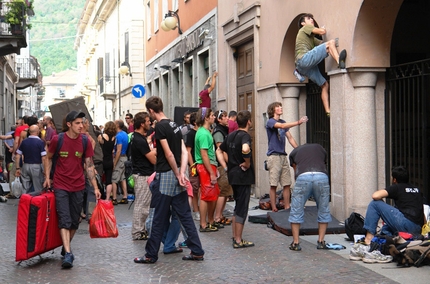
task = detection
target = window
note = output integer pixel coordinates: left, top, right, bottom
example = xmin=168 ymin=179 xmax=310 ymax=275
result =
xmin=105 ymin=53 xmax=110 ymax=82
xmin=162 ymin=0 xmax=168 ymax=16
xmin=154 ymin=0 xmax=159 ymax=32
xmin=146 ymin=1 xmax=151 ymax=38
xmin=58 ymin=88 xmax=65 ymax=98
xmin=125 ymin=32 xmax=129 ymax=63
xmin=172 ymin=0 xmax=178 ymax=11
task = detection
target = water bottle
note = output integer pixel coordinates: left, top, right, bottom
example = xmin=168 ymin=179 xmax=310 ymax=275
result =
xmin=127 ymin=194 xmax=134 ymax=202
xmin=293 ymin=69 xmax=305 ymax=83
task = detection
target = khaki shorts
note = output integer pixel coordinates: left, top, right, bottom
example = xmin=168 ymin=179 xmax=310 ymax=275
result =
xmin=217 ymin=166 xmax=233 ymax=197
xmin=112 ymin=156 xmax=127 ymax=183
xmin=267 ymin=154 xmax=292 ymax=187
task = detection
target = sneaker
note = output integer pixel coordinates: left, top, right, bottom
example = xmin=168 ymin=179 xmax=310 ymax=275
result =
xmin=349 ymin=244 xmax=370 ymax=261
xmin=61 ymin=252 xmax=74 ymax=268
xmin=134 ymin=231 xmax=148 ymax=241
xmin=233 ymin=239 xmax=255 ymax=249
xmin=178 ymin=241 xmax=187 ymax=248
xmin=339 ymin=49 xmax=347 ymax=69
xmin=289 ymin=242 xmax=301 ymax=251
xmin=317 ymin=241 xmax=328 ymax=249
xmin=118 ymin=198 xmax=128 ymax=204
xmin=193 ymin=212 xmax=200 ymax=221
xmin=199 ymin=224 xmax=218 ymax=232
xmin=211 ymin=221 xmax=224 ymax=229
xmin=362 ymin=250 xmax=393 ymax=264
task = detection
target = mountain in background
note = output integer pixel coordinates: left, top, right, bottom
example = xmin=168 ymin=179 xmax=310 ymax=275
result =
xmin=29 ymin=0 xmax=85 ymax=76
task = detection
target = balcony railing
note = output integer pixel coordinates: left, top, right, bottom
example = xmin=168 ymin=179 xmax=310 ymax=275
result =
xmin=0 ymin=1 xmax=29 ymax=36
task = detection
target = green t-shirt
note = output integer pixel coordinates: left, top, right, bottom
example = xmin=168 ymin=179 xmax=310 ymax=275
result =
xmin=295 ymin=24 xmax=322 ymax=62
xmin=195 ymin=126 xmax=217 ymax=166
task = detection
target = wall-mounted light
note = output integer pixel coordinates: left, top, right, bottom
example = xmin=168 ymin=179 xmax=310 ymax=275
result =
xmin=119 ymin=62 xmax=132 ymax=77
xmin=161 ymin=10 xmax=183 ymax=34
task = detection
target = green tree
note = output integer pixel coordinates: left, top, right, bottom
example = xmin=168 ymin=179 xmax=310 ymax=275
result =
xmin=29 ymin=0 xmax=85 ymax=76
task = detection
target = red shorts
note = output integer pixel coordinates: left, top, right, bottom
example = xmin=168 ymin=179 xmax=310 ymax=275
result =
xmin=196 ymin=164 xmax=220 ymax=202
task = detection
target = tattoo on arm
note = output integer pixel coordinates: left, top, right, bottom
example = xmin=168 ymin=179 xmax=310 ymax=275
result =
xmin=85 ymin=157 xmax=96 ymax=180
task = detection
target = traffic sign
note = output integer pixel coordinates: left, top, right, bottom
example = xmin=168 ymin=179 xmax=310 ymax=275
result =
xmin=132 ymin=84 xmax=146 ymax=98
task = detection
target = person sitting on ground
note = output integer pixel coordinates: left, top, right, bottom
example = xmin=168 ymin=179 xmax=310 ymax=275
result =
xmin=349 ymin=166 xmax=424 ymax=263
xmin=295 ymin=13 xmax=347 ymax=116
xmin=363 ymin=166 xmax=425 ymax=243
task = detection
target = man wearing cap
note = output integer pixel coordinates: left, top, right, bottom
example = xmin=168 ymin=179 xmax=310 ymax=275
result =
xmin=44 ymin=111 xmax=101 ymax=269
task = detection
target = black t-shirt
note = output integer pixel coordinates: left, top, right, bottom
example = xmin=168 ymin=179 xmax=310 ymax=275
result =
xmin=184 ymin=128 xmax=197 ymax=161
xmin=289 ymin=144 xmax=328 ymax=179
xmin=219 ymin=130 xmax=255 ymax=185
xmin=131 ymin=132 xmax=154 ymax=176
xmin=386 ymin=183 xmax=424 ymax=226
xmin=155 ymin=119 xmax=182 ymax=172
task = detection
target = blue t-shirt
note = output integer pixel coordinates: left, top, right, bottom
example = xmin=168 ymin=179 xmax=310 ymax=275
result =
xmin=115 ymin=130 xmax=129 ymax=155
xmin=17 ymin=136 xmax=46 ymax=164
xmin=266 ymin=118 xmax=289 ymax=156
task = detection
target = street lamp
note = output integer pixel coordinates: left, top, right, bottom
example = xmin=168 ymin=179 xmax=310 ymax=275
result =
xmin=160 ymin=10 xmax=182 ymax=34
xmin=119 ymin=62 xmax=132 ymax=77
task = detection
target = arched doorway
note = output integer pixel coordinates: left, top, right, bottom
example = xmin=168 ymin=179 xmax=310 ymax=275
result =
xmin=386 ymin=0 xmax=430 ymax=199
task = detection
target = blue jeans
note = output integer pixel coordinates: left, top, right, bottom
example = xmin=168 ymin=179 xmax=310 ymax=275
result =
xmin=289 ymin=172 xmax=331 ymax=224
xmin=162 ymin=210 xmax=181 ymax=253
xmin=296 ymin=43 xmax=328 ymax=86
xmin=363 ymin=200 xmax=422 ymax=236
xmin=145 ymin=175 xmax=204 ymax=261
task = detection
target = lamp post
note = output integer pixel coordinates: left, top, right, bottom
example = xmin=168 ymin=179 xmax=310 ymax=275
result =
xmin=160 ymin=10 xmax=182 ymax=34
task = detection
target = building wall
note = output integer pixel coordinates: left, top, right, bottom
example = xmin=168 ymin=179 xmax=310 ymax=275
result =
xmin=216 ymin=0 xmax=410 ymax=221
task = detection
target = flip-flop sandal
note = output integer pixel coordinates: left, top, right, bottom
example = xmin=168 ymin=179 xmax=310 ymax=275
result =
xmin=220 ymin=216 xmax=232 ymax=225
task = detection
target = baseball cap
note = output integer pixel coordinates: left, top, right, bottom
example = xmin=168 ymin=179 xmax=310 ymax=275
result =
xmin=66 ymin=111 xmax=85 ymax=123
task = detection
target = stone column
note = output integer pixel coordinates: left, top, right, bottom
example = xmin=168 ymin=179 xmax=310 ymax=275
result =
xmin=278 ymin=84 xmax=301 ymax=148
xmin=349 ymin=69 xmax=380 ymax=213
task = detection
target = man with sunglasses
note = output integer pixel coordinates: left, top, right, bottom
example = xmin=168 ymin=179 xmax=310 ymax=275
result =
xmin=125 ymin=113 xmax=134 ymax=133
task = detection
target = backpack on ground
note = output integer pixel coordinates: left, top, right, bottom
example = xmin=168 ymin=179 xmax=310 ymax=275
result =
xmin=344 ymin=212 xmax=367 ymax=241
xmin=50 ymin=133 xmax=88 ymax=179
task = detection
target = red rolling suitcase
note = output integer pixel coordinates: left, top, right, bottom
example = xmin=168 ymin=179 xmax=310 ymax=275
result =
xmin=16 ymin=190 xmax=63 ymax=261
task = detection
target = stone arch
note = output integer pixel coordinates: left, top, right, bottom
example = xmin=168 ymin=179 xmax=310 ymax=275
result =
xmin=350 ymin=0 xmax=403 ymax=68
xmin=278 ymin=14 xmax=304 ymax=83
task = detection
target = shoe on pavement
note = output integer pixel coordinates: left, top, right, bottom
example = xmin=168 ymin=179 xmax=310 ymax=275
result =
xmin=317 ymin=241 xmax=328 ymax=249
xmin=233 ymin=239 xmax=254 ymax=249
xmin=211 ymin=221 xmax=224 ymax=229
xmin=362 ymin=250 xmax=393 ymax=264
xmin=112 ymin=199 xmax=118 ymax=205
xmin=182 ymin=254 xmax=204 ymax=261
xmin=199 ymin=224 xmax=218 ymax=232
xmin=193 ymin=212 xmax=200 ymax=221
xmin=349 ymin=243 xmax=370 ymax=261
xmin=289 ymin=242 xmax=302 ymax=251
xmin=339 ymin=49 xmax=347 ymax=69
xmin=178 ymin=241 xmax=187 ymax=248
xmin=134 ymin=256 xmax=156 ymax=264
xmin=61 ymin=252 xmax=74 ymax=268
xmin=118 ymin=198 xmax=128 ymax=204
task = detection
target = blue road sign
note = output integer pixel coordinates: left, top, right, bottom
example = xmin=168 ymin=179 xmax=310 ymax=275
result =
xmin=132 ymin=84 xmax=146 ymax=98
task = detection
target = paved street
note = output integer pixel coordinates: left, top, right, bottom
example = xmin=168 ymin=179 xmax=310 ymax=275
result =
xmin=0 ymin=196 xmax=426 ymax=283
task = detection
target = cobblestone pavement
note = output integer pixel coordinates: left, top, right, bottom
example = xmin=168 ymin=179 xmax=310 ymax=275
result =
xmin=0 ymin=197 xmax=398 ymax=284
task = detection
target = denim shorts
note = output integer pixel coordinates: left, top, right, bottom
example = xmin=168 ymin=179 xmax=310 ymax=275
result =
xmin=288 ymin=172 xmax=331 ymax=223
xmin=296 ymin=43 xmax=328 ymax=87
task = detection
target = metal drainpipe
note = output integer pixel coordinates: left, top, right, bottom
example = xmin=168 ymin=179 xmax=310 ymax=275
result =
xmin=117 ymin=0 xmax=121 ymax=119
